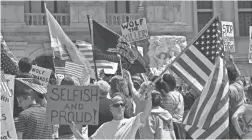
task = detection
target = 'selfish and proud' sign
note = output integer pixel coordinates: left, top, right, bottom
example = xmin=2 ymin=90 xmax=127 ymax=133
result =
xmin=121 ymin=18 xmax=149 ymax=43
xmin=46 ymin=85 xmax=100 ymax=125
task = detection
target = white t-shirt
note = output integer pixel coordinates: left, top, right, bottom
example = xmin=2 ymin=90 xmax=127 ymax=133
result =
xmin=90 ymin=113 xmax=143 ymax=139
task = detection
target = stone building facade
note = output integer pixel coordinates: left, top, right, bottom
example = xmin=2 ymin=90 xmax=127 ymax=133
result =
xmin=1 ymin=1 xmax=252 ymax=76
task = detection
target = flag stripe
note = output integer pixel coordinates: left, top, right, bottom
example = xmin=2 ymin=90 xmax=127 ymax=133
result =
xmin=198 ymin=111 xmax=229 ymax=139
xmin=193 ymin=59 xmax=222 ymax=128
xmin=202 ymin=74 xmax=227 ymax=129
xmin=65 ymin=61 xmax=83 ymax=78
xmin=170 ymin=62 xmax=203 ymax=92
xmin=180 ymin=53 xmax=209 ymax=81
xmin=187 ymin=46 xmax=214 ymax=75
xmin=210 ymin=94 xmax=229 ymax=126
xmin=185 ymin=47 xmax=212 ymax=75
xmin=191 ymin=64 xmax=220 ymax=127
xmin=176 ymin=57 xmax=206 ymax=86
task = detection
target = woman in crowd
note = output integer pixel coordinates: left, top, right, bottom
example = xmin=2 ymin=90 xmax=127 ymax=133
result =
xmin=138 ymin=90 xmax=176 ymax=139
xmin=232 ymin=86 xmax=252 ymax=139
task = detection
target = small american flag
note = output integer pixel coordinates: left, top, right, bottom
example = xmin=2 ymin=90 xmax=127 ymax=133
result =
xmin=54 ymin=60 xmax=84 ymax=79
xmin=170 ymin=17 xmax=224 ymax=93
xmin=16 ymin=78 xmax=47 ymax=94
xmin=65 ymin=61 xmax=84 ymax=79
xmin=1 ymin=71 xmax=11 ymax=96
xmin=1 ymin=34 xmax=19 ymax=75
xmin=183 ymin=56 xmax=229 ymax=139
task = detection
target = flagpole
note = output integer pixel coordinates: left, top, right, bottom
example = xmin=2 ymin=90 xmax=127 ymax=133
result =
xmin=44 ymin=3 xmax=58 ymax=79
xmin=152 ymin=9 xmax=223 ymax=84
xmin=87 ymin=15 xmax=98 ymax=81
xmin=117 ymin=54 xmax=123 ymax=77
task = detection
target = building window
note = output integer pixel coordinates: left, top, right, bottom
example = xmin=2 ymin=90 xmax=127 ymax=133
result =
xmin=197 ymin=1 xmax=213 ymax=31
xmin=238 ymin=1 xmax=252 ymax=36
xmin=24 ymin=1 xmax=69 ymax=13
xmin=106 ymin=1 xmax=130 ymax=13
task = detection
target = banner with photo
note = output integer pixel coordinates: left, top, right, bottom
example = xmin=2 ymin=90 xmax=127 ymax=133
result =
xmin=147 ymin=35 xmax=187 ymax=68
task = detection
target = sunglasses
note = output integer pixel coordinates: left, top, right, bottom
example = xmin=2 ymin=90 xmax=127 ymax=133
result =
xmin=112 ymin=103 xmax=125 ymax=108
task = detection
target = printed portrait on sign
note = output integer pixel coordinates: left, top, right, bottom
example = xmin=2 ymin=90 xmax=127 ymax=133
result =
xmin=147 ymin=36 xmax=187 ymax=68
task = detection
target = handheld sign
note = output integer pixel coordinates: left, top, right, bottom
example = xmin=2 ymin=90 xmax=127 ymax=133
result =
xmin=121 ymin=18 xmax=149 ymax=43
xmin=30 ymin=65 xmax=52 ymax=87
xmin=1 ymin=91 xmax=18 ymax=139
xmin=4 ymin=74 xmax=15 ymax=110
xmin=221 ymin=21 xmax=235 ymax=52
xmin=46 ymin=85 xmax=100 ymax=125
xmin=249 ymin=26 xmax=252 ymax=64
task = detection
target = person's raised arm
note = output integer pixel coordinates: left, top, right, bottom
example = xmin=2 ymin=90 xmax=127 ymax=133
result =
xmin=140 ymin=82 xmax=154 ymax=123
xmin=70 ymin=121 xmax=89 ymax=140
xmin=229 ymin=55 xmax=241 ymax=78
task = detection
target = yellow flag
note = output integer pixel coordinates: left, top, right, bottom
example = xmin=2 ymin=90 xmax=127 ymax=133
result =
xmin=45 ymin=5 xmax=95 ymax=79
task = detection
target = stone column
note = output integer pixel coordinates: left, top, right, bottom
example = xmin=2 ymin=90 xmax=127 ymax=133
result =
xmin=1 ymin=1 xmax=26 ymax=26
xmin=69 ymin=1 xmax=107 ymax=27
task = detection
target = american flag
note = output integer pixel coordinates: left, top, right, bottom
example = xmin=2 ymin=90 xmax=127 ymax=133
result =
xmin=1 ymin=34 xmax=19 ymax=75
xmin=65 ymin=61 xmax=84 ymax=78
xmin=170 ymin=17 xmax=224 ymax=94
xmin=1 ymin=71 xmax=11 ymax=96
xmin=54 ymin=60 xmax=85 ymax=79
xmin=16 ymin=78 xmax=47 ymax=94
xmin=75 ymin=40 xmax=115 ymax=70
xmin=183 ymin=56 xmax=229 ymax=139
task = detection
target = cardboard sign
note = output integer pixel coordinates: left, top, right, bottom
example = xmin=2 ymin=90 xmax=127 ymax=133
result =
xmin=121 ymin=18 xmax=149 ymax=43
xmin=1 ymin=91 xmax=17 ymax=139
xmin=249 ymin=26 xmax=252 ymax=63
xmin=4 ymin=74 xmax=15 ymax=110
xmin=46 ymin=85 xmax=100 ymax=125
xmin=221 ymin=21 xmax=235 ymax=52
xmin=30 ymin=65 xmax=52 ymax=87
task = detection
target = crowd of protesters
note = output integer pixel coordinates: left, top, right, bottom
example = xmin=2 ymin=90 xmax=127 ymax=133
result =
xmin=10 ymin=55 xmax=252 ymax=139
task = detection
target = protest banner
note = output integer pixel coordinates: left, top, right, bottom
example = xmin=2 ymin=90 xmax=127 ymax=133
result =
xmin=46 ymin=85 xmax=100 ymax=125
xmin=148 ymin=35 xmax=187 ymax=68
xmin=221 ymin=21 xmax=235 ymax=52
xmin=121 ymin=18 xmax=149 ymax=43
xmin=4 ymin=74 xmax=15 ymax=110
xmin=249 ymin=26 xmax=252 ymax=63
xmin=1 ymin=91 xmax=17 ymax=139
xmin=30 ymin=65 xmax=52 ymax=87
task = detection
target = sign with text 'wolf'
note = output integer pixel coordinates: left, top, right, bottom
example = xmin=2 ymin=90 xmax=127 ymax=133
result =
xmin=30 ymin=65 xmax=52 ymax=87
xmin=46 ymin=85 xmax=99 ymax=125
xmin=121 ymin=18 xmax=149 ymax=43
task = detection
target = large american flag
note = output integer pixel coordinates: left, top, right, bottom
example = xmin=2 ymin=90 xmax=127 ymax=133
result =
xmin=170 ymin=17 xmax=224 ymax=94
xmin=183 ymin=56 xmax=229 ymax=139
